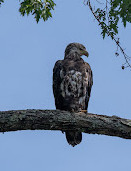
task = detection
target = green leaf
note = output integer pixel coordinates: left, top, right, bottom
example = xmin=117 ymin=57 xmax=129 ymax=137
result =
xmin=19 ymin=0 xmax=56 ymax=23
xmin=0 ymin=0 xmax=4 ymax=6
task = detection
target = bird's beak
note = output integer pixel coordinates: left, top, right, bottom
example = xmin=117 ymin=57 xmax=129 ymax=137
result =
xmin=83 ymin=50 xmax=89 ymax=57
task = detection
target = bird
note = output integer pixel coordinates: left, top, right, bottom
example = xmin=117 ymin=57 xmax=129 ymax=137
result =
xmin=53 ymin=43 xmax=93 ymax=147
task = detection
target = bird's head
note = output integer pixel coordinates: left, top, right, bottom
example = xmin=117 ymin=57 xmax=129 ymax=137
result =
xmin=64 ymin=43 xmax=89 ymax=58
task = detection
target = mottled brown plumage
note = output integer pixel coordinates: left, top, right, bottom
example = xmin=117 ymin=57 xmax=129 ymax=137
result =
xmin=53 ymin=43 xmax=93 ymax=147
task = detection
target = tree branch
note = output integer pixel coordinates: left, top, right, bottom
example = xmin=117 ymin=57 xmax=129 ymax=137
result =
xmin=0 ymin=109 xmax=131 ymax=139
xmin=86 ymin=0 xmax=131 ymax=69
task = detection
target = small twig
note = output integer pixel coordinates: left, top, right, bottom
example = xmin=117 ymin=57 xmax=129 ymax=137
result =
xmin=86 ymin=0 xmax=131 ymax=69
xmin=95 ymin=0 xmax=104 ymax=5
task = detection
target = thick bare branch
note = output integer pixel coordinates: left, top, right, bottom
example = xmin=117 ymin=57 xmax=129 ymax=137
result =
xmin=0 ymin=109 xmax=131 ymax=139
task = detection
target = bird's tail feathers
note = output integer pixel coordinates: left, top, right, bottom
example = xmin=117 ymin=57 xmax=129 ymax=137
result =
xmin=65 ymin=131 xmax=82 ymax=147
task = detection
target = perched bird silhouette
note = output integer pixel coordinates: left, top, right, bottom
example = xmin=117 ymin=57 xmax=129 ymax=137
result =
xmin=53 ymin=43 xmax=93 ymax=147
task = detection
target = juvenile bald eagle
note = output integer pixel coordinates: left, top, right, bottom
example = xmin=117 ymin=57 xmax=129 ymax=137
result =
xmin=53 ymin=43 xmax=93 ymax=147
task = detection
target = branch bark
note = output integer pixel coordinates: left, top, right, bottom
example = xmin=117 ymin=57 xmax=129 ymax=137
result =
xmin=0 ymin=109 xmax=131 ymax=139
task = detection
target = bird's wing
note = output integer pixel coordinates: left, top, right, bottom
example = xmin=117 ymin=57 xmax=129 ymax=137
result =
xmin=85 ymin=63 xmax=93 ymax=109
xmin=53 ymin=60 xmax=63 ymax=109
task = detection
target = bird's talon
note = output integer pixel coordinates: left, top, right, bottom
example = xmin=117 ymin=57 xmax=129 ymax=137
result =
xmin=79 ymin=110 xmax=87 ymax=113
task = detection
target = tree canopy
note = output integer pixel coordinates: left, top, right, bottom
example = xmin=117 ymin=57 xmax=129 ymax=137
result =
xmin=0 ymin=0 xmax=131 ymax=68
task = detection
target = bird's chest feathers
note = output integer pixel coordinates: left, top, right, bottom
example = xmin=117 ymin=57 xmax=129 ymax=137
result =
xmin=60 ymin=68 xmax=89 ymax=99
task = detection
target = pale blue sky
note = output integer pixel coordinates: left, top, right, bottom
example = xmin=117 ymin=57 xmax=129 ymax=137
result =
xmin=0 ymin=0 xmax=131 ymax=171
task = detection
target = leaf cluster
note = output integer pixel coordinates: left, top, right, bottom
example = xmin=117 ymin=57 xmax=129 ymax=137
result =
xmin=19 ymin=0 xmax=56 ymax=23
xmin=0 ymin=0 xmax=4 ymax=6
xmin=95 ymin=8 xmax=118 ymax=39
xmin=110 ymin=0 xmax=131 ymax=27
xmin=94 ymin=0 xmax=131 ymax=39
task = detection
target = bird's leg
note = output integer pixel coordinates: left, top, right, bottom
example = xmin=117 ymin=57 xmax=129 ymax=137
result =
xmin=78 ymin=109 xmax=87 ymax=113
xmin=71 ymin=109 xmax=87 ymax=113
xmin=80 ymin=110 xmax=87 ymax=113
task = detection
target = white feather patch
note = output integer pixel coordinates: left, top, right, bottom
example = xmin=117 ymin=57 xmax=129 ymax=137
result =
xmin=60 ymin=70 xmax=87 ymax=101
